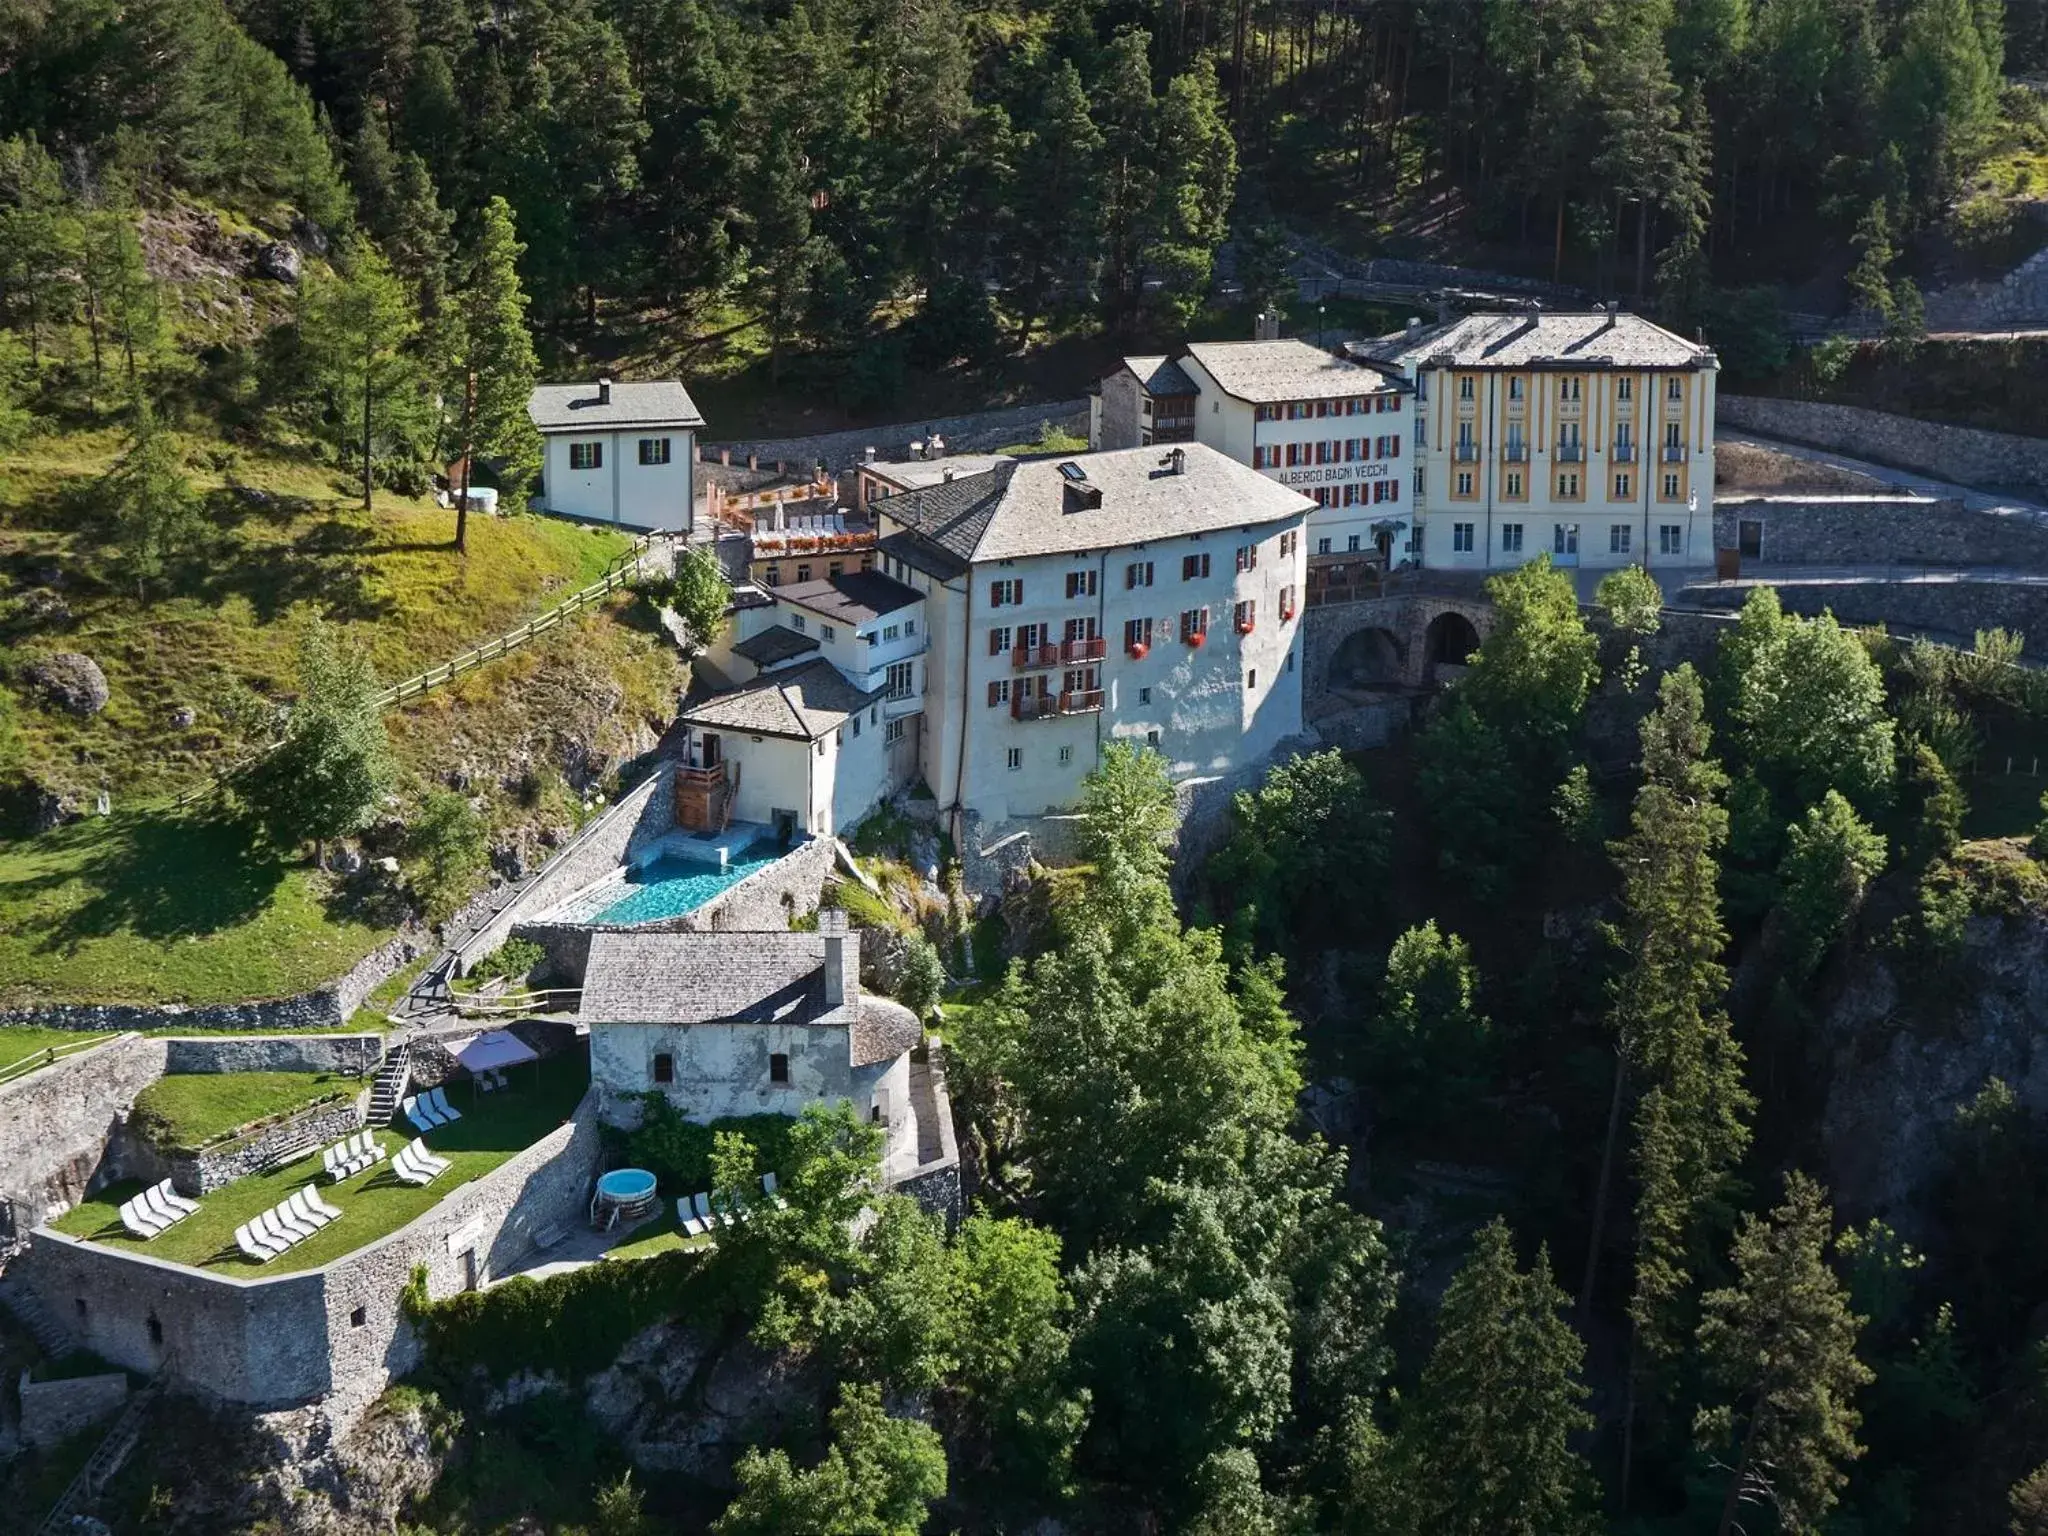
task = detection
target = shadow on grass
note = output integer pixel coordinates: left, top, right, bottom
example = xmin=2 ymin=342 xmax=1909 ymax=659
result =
xmin=6 ymin=811 xmax=290 ymax=953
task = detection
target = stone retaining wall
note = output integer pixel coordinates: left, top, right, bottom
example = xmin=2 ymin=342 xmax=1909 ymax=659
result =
xmin=1713 ymin=494 xmax=2048 ymax=567
xmin=704 ymin=400 xmax=1089 ymax=478
xmin=1719 ymin=395 xmax=2048 ymax=499
xmin=1683 ymin=576 xmax=2048 ymax=647
xmin=0 ymin=932 xmax=425 ymax=1034
xmin=18 ymin=1371 xmax=129 ymax=1448
xmin=163 ymin=1034 xmax=384 ymax=1077
xmin=0 ymin=1035 xmax=168 ymax=1242
xmin=173 ymin=1099 xmax=364 ymax=1196
xmin=14 ymin=1088 xmax=604 ymax=1416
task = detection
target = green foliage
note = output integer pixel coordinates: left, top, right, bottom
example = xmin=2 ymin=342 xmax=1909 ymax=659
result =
xmin=665 ymin=545 xmax=733 ymax=654
xmin=104 ymin=407 xmax=205 ymax=598
xmin=235 ymin=619 xmax=395 ymax=855
xmin=130 ymin=1069 xmax=365 ymax=1152
xmin=1774 ymin=790 xmax=1889 ymax=984
xmin=1464 ymin=555 xmax=1601 ymax=762
xmin=1416 ymin=697 xmax=1529 ymax=898
xmin=1596 ymin=563 xmax=1663 ymax=639
xmin=473 ymin=936 xmax=547 ymax=986
xmin=1900 ymin=740 xmax=1965 ymax=874
xmin=1939 ymin=1077 xmax=2048 ymax=1350
xmin=404 ymin=788 xmax=487 ymax=924
xmin=1385 ymin=1220 xmax=1599 ymax=1536
xmin=1694 ymin=1173 xmax=1874 ymax=1536
xmin=591 ymin=1470 xmax=647 ymax=1536
xmin=297 ymin=237 xmax=431 ymax=509
xmin=1552 ymin=763 xmax=1602 ymax=847
xmin=454 ymin=196 xmax=542 ymax=515
xmin=1362 ymin=921 xmax=1491 ymax=1139
xmin=617 ymin=1095 xmax=797 ymax=1196
xmin=712 ymin=1381 xmax=947 ymax=1536
xmin=893 ymin=931 xmax=945 ymax=1020
xmin=1208 ymin=749 xmax=1390 ymax=959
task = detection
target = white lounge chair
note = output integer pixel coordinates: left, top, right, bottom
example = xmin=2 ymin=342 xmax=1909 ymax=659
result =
xmin=153 ymin=1180 xmax=199 ymax=1217
xmin=692 ymin=1192 xmax=727 ymax=1228
xmin=426 ymin=1087 xmax=461 ymax=1124
xmin=235 ymin=1222 xmax=279 ymax=1262
xmin=409 ymin=1137 xmax=450 ymax=1173
xmin=392 ymin=1140 xmax=444 ymax=1186
xmin=140 ymin=1185 xmax=184 ymax=1228
xmin=306 ymin=1186 xmax=344 ymax=1222
xmin=676 ymin=1198 xmax=706 ymax=1238
xmin=287 ymin=1190 xmax=334 ymax=1229
xmin=254 ymin=1209 xmax=298 ymax=1250
xmin=118 ymin=1196 xmax=166 ymax=1239
xmin=266 ymin=1203 xmax=313 ymax=1244
xmin=761 ymin=1172 xmax=787 ymax=1208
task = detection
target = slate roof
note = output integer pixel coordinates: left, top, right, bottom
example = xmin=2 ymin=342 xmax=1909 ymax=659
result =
xmin=580 ymin=930 xmax=859 ymax=1029
xmin=874 ymin=444 xmax=1313 ymax=567
xmin=1182 ymin=339 xmax=1402 ymax=404
xmin=679 ymin=658 xmax=880 ymax=740
xmin=527 ymin=380 xmax=706 ymax=432
xmin=732 ymin=624 xmax=821 ymax=668
xmin=1122 ymin=355 xmax=1198 ymax=397
xmin=852 ymin=998 xmax=924 ymax=1067
xmin=861 ymin=453 xmax=1015 ymax=493
xmin=1350 ymin=310 xmax=1713 ymax=371
xmin=773 ymin=570 xmax=924 ymax=626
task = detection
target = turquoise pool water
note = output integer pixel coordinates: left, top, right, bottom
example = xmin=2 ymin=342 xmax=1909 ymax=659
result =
xmin=590 ymin=840 xmax=786 ymax=925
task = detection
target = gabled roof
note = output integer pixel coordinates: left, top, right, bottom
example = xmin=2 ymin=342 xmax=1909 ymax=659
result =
xmin=875 ymin=444 xmax=1312 ymax=566
xmin=679 ymin=658 xmax=879 ymax=741
xmin=580 ymin=930 xmax=858 ymax=1028
xmin=1350 ymin=310 xmax=1713 ymax=371
xmin=1182 ymin=339 xmax=1402 ymax=404
xmin=732 ymin=623 xmax=821 ymax=669
xmin=861 ymin=453 xmax=1015 ymax=492
xmin=528 ymin=380 xmax=705 ymax=432
xmin=774 ymin=570 xmax=924 ymax=626
xmin=1121 ymin=355 xmax=1198 ymax=397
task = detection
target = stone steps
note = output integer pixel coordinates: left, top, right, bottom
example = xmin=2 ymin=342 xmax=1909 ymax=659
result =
xmin=0 ymin=1276 xmax=75 ymax=1360
xmin=366 ymin=1043 xmax=412 ymax=1128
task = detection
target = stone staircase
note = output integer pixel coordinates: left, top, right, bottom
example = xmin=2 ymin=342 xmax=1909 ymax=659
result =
xmin=35 ymin=1376 xmax=159 ymax=1536
xmin=366 ymin=1041 xmax=412 ymax=1128
xmin=0 ymin=1276 xmax=75 ymax=1360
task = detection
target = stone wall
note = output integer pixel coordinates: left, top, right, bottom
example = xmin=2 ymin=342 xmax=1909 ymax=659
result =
xmin=163 ymin=1034 xmax=384 ymax=1077
xmin=13 ymin=1089 xmax=604 ymax=1416
xmin=456 ymin=762 xmax=677 ymax=976
xmin=0 ymin=932 xmax=425 ymax=1033
xmin=1713 ymin=493 xmax=2048 ymax=567
xmin=18 ymin=1370 xmax=129 ymax=1448
xmin=1684 ymin=575 xmax=2048 ymax=648
xmin=1310 ymin=698 xmax=1418 ymax=752
xmin=0 ymin=1035 xmax=168 ymax=1240
xmin=704 ymin=400 xmax=1089 ymax=478
xmin=1718 ymin=395 xmax=2048 ymax=499
xmin=173 ymin=1099 xmax=364 ymax=1196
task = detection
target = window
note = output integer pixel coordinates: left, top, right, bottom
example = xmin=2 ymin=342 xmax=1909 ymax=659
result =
xmin=1066 ymin=569 xmax=1098 ymax=599
xmin=882 ymin=623 xmax=899 ymax=641
xmin=1317 ymin=537 xmax=1332 ymax=555
xmin=770 ymin=1053 xmax=791 ymax=1084
xmin=350 ymin=1306 xmax=367 ymax=1329
xmin=905 ymin=619 xmax=917 ymax=636
xmin=1667 ymin=376 xmax=1683 ymax=401
xmin=989 ymin=578 xmax=1023 ymax=606
xmin=1502 ymin=523 xmax=1524 ymax=553
xmin=654 ymin=1052 xmax=674 ymax=1084
xmin=1124 ymin=616 xmax=1153 ymax=652
xmin=796 ymin=565 xmax=812 ymax=583
xmin=1234 ymin=544 xmax=1257 ymax=572
xmin=1006 ymin=747 xmax=1023 ymax=771
xmin=850 ymin=714 xmax=860 ymax=737
xmin=1234 ymin=599 xmax=1256 ymax=633
xmin=988 ymin=626 xmax=1012 ymax=656
xmin=884 ymin=718 xmax=905 ymax=744
xmin=1660 ymin=524 xmax=1684 ymax=555
xmin=1179 ymin=607 xmax=1209 ymax=642
xmin=1610 ymin=524 xmax=1632 ymax=554
xmin=1508 ymin=376 xmax=1524 ymax=400
xmin=1139 ymin=686 xmax=1153 ymax=704
xmin=1613 ymin=473 xmax=1632 ymax=499
xmin=1417 ymin=373 xmax=1430 ymax=401
xmin=816 ymin=739 xmax=826 ymax=756
xmin=1458 ymin=375 xmax=1475 ymax=401
xmin=1506 ymin=471 xmax=1524 ymax=498
xmin=1554 ymin=522 xmax=1579 ymax=555
xmin=988 ymin=679 xmax=1011 ymax=707
xmin=637 ymin=437 xmax=671 ymax=465
xmin=885 ymin=661 xmax=915 ymax=699
xmin=1126 ymin=560 xmax=1154 ymax=588
xmin=1618 ymin=376 xmax=1633 ymax=401
xmin=1279 ymin=585 xmax=1297 ymax=620
xmin=1664 ymin=421 xmax=1682 ymax=449
xmin=1016 ymin=622 xmax=1046 ymax=653
xmin=1558 ymin=472 xmax=1581 ymax=498
xmin=1456 ymin=471 xmax=1474 ymax=496
xmin=1561 ymin=376 xmax=1582 ymax=401
xmin=764 ymin=565 xmax=780 ymax=587
xmin=1348 ymin=534 xmax=1362 ymax=552
xmin=1373 ymin=479 xmax=1402 ymax=504
xmin=1146 ymin=729 xmax=1161 ymax=747
xmin=569 ymin=441 xmax=603 ymax=470
xmin=790 ymin=614 xmax=806 ymax=632
xmin=1182 ymin=552 xmax=1211 ymax=581
xmin=1279 ymin=531 xmax=1298 ymax=558
xmin=822 ymin=624 xmax=837 ymax=642
xmin=1058 ymin=745 xmax=1073 ymax=765
xmin=1662 ymin=473 xmax=1681 ymax=499
xmin=1452 ymin=522 xmax=1474 ymax=553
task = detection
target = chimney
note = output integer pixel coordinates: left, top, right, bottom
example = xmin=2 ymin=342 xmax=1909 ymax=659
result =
xmin=1254 ymin=309 xmax=1281 ymax=342
xmin=720 ymin=447 xmax=731 ymax=466
xmin=929 ymin=432 xmax=945 ymax=458
xmin=1405 ymin=316 xmax=1423 ymax=340
xmin=1169 ymin=447 xmax=1187 ymax=476
xmin=819 ymin=908 xmax=848 ymax=1007
xmin=943 ymin=467 xmax=956 ymax=483
xmin=748 ymin=453 xmax=758 ymax=472
xmin=910 ymin=438 xmax=926 ymax=460
xmin=864 ymin=446 xmax=877 ymax=464
xmin=596 ymin=377 xmax=612 ymax=405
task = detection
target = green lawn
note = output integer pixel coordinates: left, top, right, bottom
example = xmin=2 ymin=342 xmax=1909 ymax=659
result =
xmin=0 ymin=809 xmax=397 ymax=1006
xmin=599 ymin=1210 xmax=714 ymax=1263
xmin=130 ymin=1070 xmax=368 ymax=1153
xmin=0 ymin=1027 xmax=112 ymax=1077
xmin=54 ymin=1052 xmax=591 ymax=1274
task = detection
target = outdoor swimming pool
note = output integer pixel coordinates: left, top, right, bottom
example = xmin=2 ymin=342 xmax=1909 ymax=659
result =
xmin=587 ymin=839 xmax=787 ymax=925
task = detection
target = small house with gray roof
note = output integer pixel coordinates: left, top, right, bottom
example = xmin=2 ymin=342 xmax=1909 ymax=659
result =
xmin=527 ymin=376 xmax=704 ymax=532
xmin=1090 ymin=355 xmax=1199 ymax=452
xmin=583 ymin=911 xmax=944 ymax=1186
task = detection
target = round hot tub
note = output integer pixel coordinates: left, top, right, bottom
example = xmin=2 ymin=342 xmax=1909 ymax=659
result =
xmin=594 ymin=1167 xmax=660 ymax=1226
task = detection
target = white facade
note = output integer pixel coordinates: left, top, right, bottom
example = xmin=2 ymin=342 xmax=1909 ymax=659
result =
xmin=528 ymin=379 xmax=704 ymax=533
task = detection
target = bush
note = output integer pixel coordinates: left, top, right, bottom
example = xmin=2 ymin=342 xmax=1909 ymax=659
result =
xmin=618 ymin=1095 xmax=798 ymax=1193
xmin=896 ymin=932 xmax=946 ymax=1018
xmin=473 ymin=936 xmax=546 ymax=985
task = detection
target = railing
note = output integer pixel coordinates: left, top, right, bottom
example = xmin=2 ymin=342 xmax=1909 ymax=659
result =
xmin=1011 ymin=692 xmax=1059 ymax=721
xmin=0 ymin=1032 xmax=121 ymax=1087
xmin=1011 ymin=643 xmax=1061 ymax=670
xmin=1614 ymin=444 xmax=1637 ymax=463
xmin=451 ymin=987 xmax=584 ymax=1017
xmin=750 ymin=527 xmax=876 ymax=557
xmin=1061 ymin=636 xmax=1106 ymax=663
xmin=1662 ymin=444 xmax=1689 ymax=463
xmin=1556 ymin=444 xmax=1584 ymax=463
xmin=1454 ymin=444 xmax=1479 ymax=461
xmin=1502 ymin=444 xmax=1528 ymax=463
xmin=1059 ymin=689 xmax=1104 ymax=715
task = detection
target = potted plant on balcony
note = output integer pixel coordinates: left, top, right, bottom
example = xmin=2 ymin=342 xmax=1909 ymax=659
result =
xmin=1187 ymin=629 xmax=1206 ymax=648
xmin=1129 ymin=641 xmax=1149 ymax=660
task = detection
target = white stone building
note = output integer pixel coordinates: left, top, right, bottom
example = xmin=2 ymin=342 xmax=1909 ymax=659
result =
xmin=1349 ymin=306 xmax=1718 ymax=573
xmin=527 ymin=378 xmax=704 ymax=533
xmin=582 ymin=912 xmax=934 ymax=1184
xmin=866 ymin=444 xmax=1313 ymax=830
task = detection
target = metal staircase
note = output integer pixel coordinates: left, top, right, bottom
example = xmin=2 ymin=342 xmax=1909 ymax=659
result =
xmin=35 ymin=1375 xmax=160 ymax=1536
xmin=366 ymin=1040 xmax=412 ymax=1128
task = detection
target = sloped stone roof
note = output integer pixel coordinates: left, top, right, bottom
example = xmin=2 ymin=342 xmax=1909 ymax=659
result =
xmin=580 ymin=930 xmax=858 ymax=1027
xmin=1122 ymin=355 xmax=1198 ymax=396
xmin=1351 ymin=310 xmax=1713 ymax=371
xmin=679 ymin=658 xmax=880 ymax=740
xmin=528 ymin=380 xmax=705 ymax=431
xmin=851 ymin=998 xmax=923 ymax=1067
xmin=732 ymin=624 xmax=820 ymax=668
xmin=1183 ymin=339 xmax=1400 ymax=403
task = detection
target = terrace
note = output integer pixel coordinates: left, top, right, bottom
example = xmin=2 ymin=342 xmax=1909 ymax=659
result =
xmin=51 ymin=1050 xmax=591 ymax=1275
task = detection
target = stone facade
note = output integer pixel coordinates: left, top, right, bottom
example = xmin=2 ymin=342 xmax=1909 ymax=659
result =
xmin=172 ymin=1100 xmax=364 ymax=1196
xmin=13 ymin=1089 xmax=604 ymax=1416
xmin=0 ymin=1035 xmax=168 ymax=1242
xmin=1719 ymin=394 xmax=2048 ymax=499
xmin=0 ymin=932 xmax=425 ymax=1033
xmin=1713 ymin=493 xmax=2048 ymax=567
xmin=18 ymin=1370 xmax=129 ymax=1448
xmin=705 ymin=400 xmax=1089 ymax=481
xmin=162 ymin=1034 xmax=384 ymax=1077
xmin=1298 ymin=591 xmax=1496 ymax=699
xmin=1683 ymin=575 xmax=2048 ymax=648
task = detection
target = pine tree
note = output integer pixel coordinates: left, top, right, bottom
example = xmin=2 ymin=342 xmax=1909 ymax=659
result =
xmin=451 ymin=195 xmax=540 ymax=551
xmin=1146 ymin=62 xmax=1236 ymax=326
xmin=0 ymin=134 xmax=79 ymax=369
xmin=1389 ymin=1220 xmax=1599 ymax=1536
xmin=299 ymin=236 xmax=428 ymax=508
xmin=1094 ymin=28 xmax=1157 ymax=331
xmin=1695 ymin=1173 xmax=1873 ymax=1536
xmin=105 ymin=403 xmax=204 ymax=599
xmin=1594 ymin=0 xmax=1682 ymax=295
xmin=1003 ymin=59 xmax=1104 ymax=343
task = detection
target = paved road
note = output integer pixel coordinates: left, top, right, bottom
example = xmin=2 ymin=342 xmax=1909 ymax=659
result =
xmin=1716 ymin=426 xmax=2048 ymax=522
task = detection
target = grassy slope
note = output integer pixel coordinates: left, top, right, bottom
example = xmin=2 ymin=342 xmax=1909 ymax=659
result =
xmin=0 ymin=1027 xmax=109 ymax=1073
xmin=131 ymin=1069 xmax=366 ymax=1151
xmin=56 ymin=1051 xmax=588 ymax=1272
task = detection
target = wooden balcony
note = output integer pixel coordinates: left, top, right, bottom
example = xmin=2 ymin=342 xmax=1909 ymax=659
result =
xmin=1012 ymin=643 xmax=1061 ymax=670
xmin=1012 ymin=691 xmax=1059 ymax=721
xmin=674 ymin=762 xmax=737 ymax=833
xmin=1012 ymin=636 xmax=1105 ymax=670
xmin=1060 ymin=689 xmax=1105 ymax=715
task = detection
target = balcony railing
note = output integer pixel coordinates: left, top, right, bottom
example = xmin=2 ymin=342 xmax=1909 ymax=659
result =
xmin=1062 ymin=635 xmax=1107 ymax=664
xmin=1454 ymin=443 xmax=1479 ymax=462
xmin=1662 ymin=444 xmax=1689 ymax=463
xmin=1613 ymin=444 xmax=1636 ymax=463
xmin=1011 ymin=643 xmax=1061 ymax=670
xmin=1011 ymin=691 xmax=1059 ymax=721
xmin=1059 ymin=689 xmax=1105 ymax=715
xmin=1503 ymin=444 xmax=1528 ymax=463
xmin=1556 ymin=444 xmax=1584 ymax=463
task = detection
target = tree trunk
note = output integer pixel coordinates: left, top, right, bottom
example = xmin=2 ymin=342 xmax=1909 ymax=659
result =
xmin=455 ymin=370 xmax=475 ymax=554
xmin=1554 ymin=197 xmax=1567 ymax=284
xmin=1636 ymin=196 xmax=1650 ymax=296
xmin=1579 ymin=1048 xmax=1628 ymax=1318
xmin=1714 ymin=1407 xmax=1764 ymax=1536
xmin=361 ymin=334 xmax=375 ymax=511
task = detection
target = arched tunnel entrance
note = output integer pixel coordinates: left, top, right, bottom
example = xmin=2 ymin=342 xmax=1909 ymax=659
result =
xmin=1326 ymin=626 xmax=1407 ymax=693
xmin=1425 ymin=610 xmax=1483 ymax=669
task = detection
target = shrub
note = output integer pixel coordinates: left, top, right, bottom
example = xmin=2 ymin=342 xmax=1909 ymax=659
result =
xmin=618 ymin=1095 xmax=797 ymax=1193
xmin=474 ymin=936 xmax=546 ymax=985
xmin=405 ymin=790 xmax=488 ymax=924
xmin=896 ymin=932 xmax=946 ymax=1018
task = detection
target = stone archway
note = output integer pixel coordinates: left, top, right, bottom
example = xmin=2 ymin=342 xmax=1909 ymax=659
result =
xmin=1326 ymin=626 xmax=1407 ymax=691
xmin=1424 ymin=610 xmax=1483 ymax=668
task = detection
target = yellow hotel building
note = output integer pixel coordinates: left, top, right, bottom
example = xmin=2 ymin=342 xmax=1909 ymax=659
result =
xmin=1350 ymin=304 xmax=1718 ymax=573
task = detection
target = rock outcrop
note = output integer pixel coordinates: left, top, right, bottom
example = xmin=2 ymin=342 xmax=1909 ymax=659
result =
xmin=24 ymin=652 xmax=109 ymax=717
